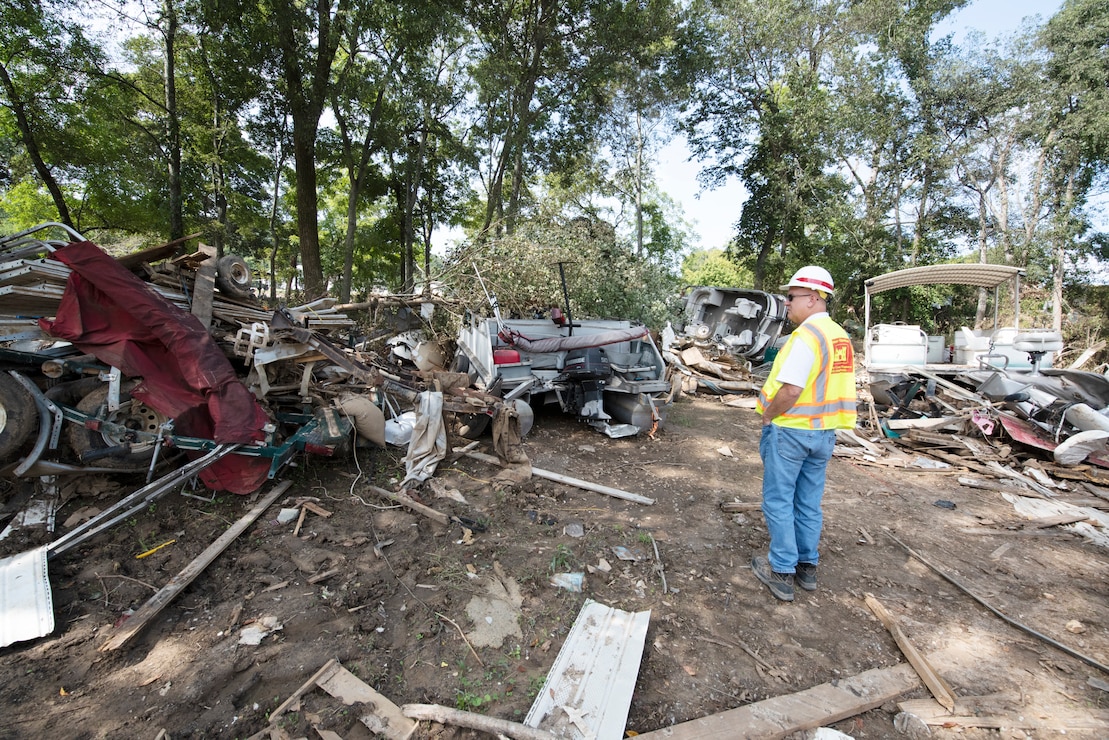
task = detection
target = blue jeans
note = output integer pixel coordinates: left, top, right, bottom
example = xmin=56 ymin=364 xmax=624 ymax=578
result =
xmin=759 ymin=424 xmax=836 ymax=574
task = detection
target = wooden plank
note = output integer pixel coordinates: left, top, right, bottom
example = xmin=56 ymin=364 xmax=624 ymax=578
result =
xmin=958 ymin=476 xmax=1032 ymax=496
xmin=887 ymin=416 xmax=962 ymax=431
xmin=99 ymin=480 xmax=292 ymax=651
xmin=864 ymin=594 xmax=956 ymax=712
xmin=638 ymin=662 xmax=922 ymax=738
xmin=270 ymin=658 xmax=344 ymax=718
xmin=369 ymin=484 xmax=452 ymax=526
xmin=633 ymin=660 xmax=925 ymax=739
xmin=1026 ymin=512 xmax=1093 ymax=529
xmin=314 ymin=662 xmax=417 ymax=739
xmin=190 ymin=243 xmax=217 ymax=328
xmin=898 ymin=698 xmax=1109 ymax=731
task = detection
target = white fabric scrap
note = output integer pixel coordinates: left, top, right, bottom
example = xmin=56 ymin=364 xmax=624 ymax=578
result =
xmin=401 ymin=391 xmax=447 ymax=488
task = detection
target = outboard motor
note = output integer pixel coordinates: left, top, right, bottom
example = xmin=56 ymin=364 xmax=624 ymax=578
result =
xmin=559 ymin=348 xmax=613 ymax=421
xmin=562 ymin=348 xmax=612 ymax=380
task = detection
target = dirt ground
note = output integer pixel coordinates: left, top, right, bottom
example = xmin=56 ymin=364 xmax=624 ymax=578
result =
xmin=1 ymin=392 xmax=1108 ymax=740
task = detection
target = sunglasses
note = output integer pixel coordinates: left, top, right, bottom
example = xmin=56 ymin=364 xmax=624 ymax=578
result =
xmin=785 ymin=293 xmax=813 ymax=302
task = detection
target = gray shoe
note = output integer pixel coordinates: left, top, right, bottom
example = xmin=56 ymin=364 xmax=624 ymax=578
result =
xmin=751 ymin=555 xmax=794 ymax=602
xmin=796 ymin=562 xmax=817 ymax=591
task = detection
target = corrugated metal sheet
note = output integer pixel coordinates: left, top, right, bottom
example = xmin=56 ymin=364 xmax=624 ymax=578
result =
xmin=865 ymin=264 xmax=1023 ymax=294
xmin=0 ymin=545 xmax=54 ymax=648
xmin=525 ymin=599 xmax=651 ymax=739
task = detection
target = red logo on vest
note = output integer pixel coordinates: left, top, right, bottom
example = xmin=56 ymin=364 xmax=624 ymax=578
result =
xmin=831 ymin=338 xmax=853 ymax=374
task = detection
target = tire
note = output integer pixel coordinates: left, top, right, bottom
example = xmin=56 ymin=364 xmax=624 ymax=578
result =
xmin=0 ymin=373 xmax=37 ymax=463
xmin=67 ymin=381 xmax=170 ymax=468
xmin=457 ymin=412 xmax=491 ymax=439
xmin=215 ymin=254 xmax=252 ymax=299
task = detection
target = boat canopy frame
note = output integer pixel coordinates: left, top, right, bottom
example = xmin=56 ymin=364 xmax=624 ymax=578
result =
xmin=863 ymin=263 xmax=1024 ymax=336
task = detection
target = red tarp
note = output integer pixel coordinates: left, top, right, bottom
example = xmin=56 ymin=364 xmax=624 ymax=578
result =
xmin=40 ymin=241 xmax=271 ymax=493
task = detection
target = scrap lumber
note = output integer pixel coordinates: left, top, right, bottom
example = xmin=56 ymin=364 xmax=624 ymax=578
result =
xmin=835 ymin=428 xmax=884 ymax=456
xmin=632 ymin=658 xmax=929 ymax=739
xmin=985 ymin=461 xmax=1057 ymax=498
xmin=887 ymin=416 xmax=964 ymax=431
xmin=264 ymin=658 xmax=417 ymax=740
xmin=720 ymin=501 xmax=761 ymax=513
xmin=99 ymin=480 xmax=292 ymax=651
xmin=864 ymin=593 xmax=956 ymax=712
xmin=403 ymin=704 xmax=556 ymax=740
xmin=190 ymin=243 xmax=217 ymax=328
xmin=958 ymin=476 xmax=1040 ymax=498
xmin=898 ymin=698 xmax=1109 ymax=732
xmin=1067 ymin=340 xmax=1107 ymax=371
xmin=461 ymin=449 xmax=654 ymax=505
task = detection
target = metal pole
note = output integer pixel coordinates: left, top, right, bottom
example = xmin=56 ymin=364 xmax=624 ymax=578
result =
xmin=556 ymin=261 xmax=574 ymax=336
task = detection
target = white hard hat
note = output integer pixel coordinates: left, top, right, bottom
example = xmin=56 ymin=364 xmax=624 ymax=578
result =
xmin=781 ymin=265 xmax=835 ymax=297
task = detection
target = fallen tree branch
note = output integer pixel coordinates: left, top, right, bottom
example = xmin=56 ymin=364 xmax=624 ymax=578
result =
xmin=368 ymin=484 xmax=451 ymax=526
xmin=402 ymin=703 xmax=557 ymax=740
xmin=435 ymin=611 xmax=483 ymax=668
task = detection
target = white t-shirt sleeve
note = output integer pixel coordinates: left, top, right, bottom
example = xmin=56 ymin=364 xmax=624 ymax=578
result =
xmin=776 ymin=335 xmax=816 ymax=387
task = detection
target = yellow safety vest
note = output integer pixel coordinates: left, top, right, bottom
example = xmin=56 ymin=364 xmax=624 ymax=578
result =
xmin=757 ymin=316 xmax=857 ymax=430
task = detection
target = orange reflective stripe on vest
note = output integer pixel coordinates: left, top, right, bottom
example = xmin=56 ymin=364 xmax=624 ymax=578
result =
xmin=757 ymin=316 xmax=857 ymax=430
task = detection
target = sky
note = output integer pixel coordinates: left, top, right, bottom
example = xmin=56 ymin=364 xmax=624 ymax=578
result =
xmin=660 ymin=0 xmax=1067 ymax=252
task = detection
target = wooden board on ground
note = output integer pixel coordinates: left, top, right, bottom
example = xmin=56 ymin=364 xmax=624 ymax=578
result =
xmin=864 ymin=593 xmax=956 ymax=711
xmin=99 ymin=480 xmax=292 ymax=651
xmin=898 ymin=698 xmax=1109 ymax=732
xmin=632 ymin=658 xmax=927 ymax=739
xmin=264 ymin=658 xmax=417 ymax=740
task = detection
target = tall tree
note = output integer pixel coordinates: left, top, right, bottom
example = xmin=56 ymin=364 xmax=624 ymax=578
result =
xmin=0 ymin=0 xmax=99 ymax=229
xmin=1041 ymin=0 xmax=1109 ymax=330
xmin=681 ymin=0 xmax=855 ymax=289
xmin=264 ymin=0 xmax=353 ymax=299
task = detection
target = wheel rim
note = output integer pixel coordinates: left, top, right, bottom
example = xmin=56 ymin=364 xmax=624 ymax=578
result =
xmin=228 ymin=262 xmax=250 ymax=285
xmin=99 ymin=399 xmax=168 ymax=452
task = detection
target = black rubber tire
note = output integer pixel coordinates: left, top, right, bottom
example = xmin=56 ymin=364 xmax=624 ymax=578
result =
xmin=457 ymin=413 xmax=491 ymax=439
xmin=0 ymin=373 xmax=37 ymax=463
xmin=67 ymin=381 xmax=170 ymax=468
xmin=215 ymin=254 xmax=252 ymax=299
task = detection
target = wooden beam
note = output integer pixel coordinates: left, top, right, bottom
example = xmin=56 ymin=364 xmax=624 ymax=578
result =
xmin=190 ymin=243 xmax=217 ymax=328
xmin=99 ymin=480 xmax=292 ymax=651
xmin=864 ymin=593 xmax=956 ymax=712
xmin=632 ymin=659 xmax=929 ymax=739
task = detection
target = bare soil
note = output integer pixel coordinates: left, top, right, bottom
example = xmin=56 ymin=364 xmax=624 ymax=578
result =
xmin=1 ymin=393 xmax=1108 ymax=739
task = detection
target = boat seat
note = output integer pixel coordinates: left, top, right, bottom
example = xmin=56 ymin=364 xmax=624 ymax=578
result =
xmin=1012 ymin=331 xmax=1064 ymax=374
xmin=1012 ymin=331 xmax=1064 ymax=354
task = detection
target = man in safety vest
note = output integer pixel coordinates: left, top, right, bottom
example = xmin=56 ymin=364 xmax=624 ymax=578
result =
xmin=752 ymin=266 xmax=857 ymax=602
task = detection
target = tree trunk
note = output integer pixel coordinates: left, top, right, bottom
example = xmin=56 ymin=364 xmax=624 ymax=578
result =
xmin=268 ymin=131 xmax=287 ymax=304
xmin=975 ymin=189 xmax=989 ymax=327
xmin=0 ymin=63 xmax=73 ymax=229
xmin=163 ymin=0 xmax=183 ymax=241
xmin=292 ymin=122 xmax=324 ymax=298
xmin=1053 ymin=169 xmax=1076 ymax=332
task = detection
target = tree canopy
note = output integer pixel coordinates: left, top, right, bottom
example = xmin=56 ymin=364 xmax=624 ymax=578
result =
xmin=1 ymin=0 xmax=1105 ymax=337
